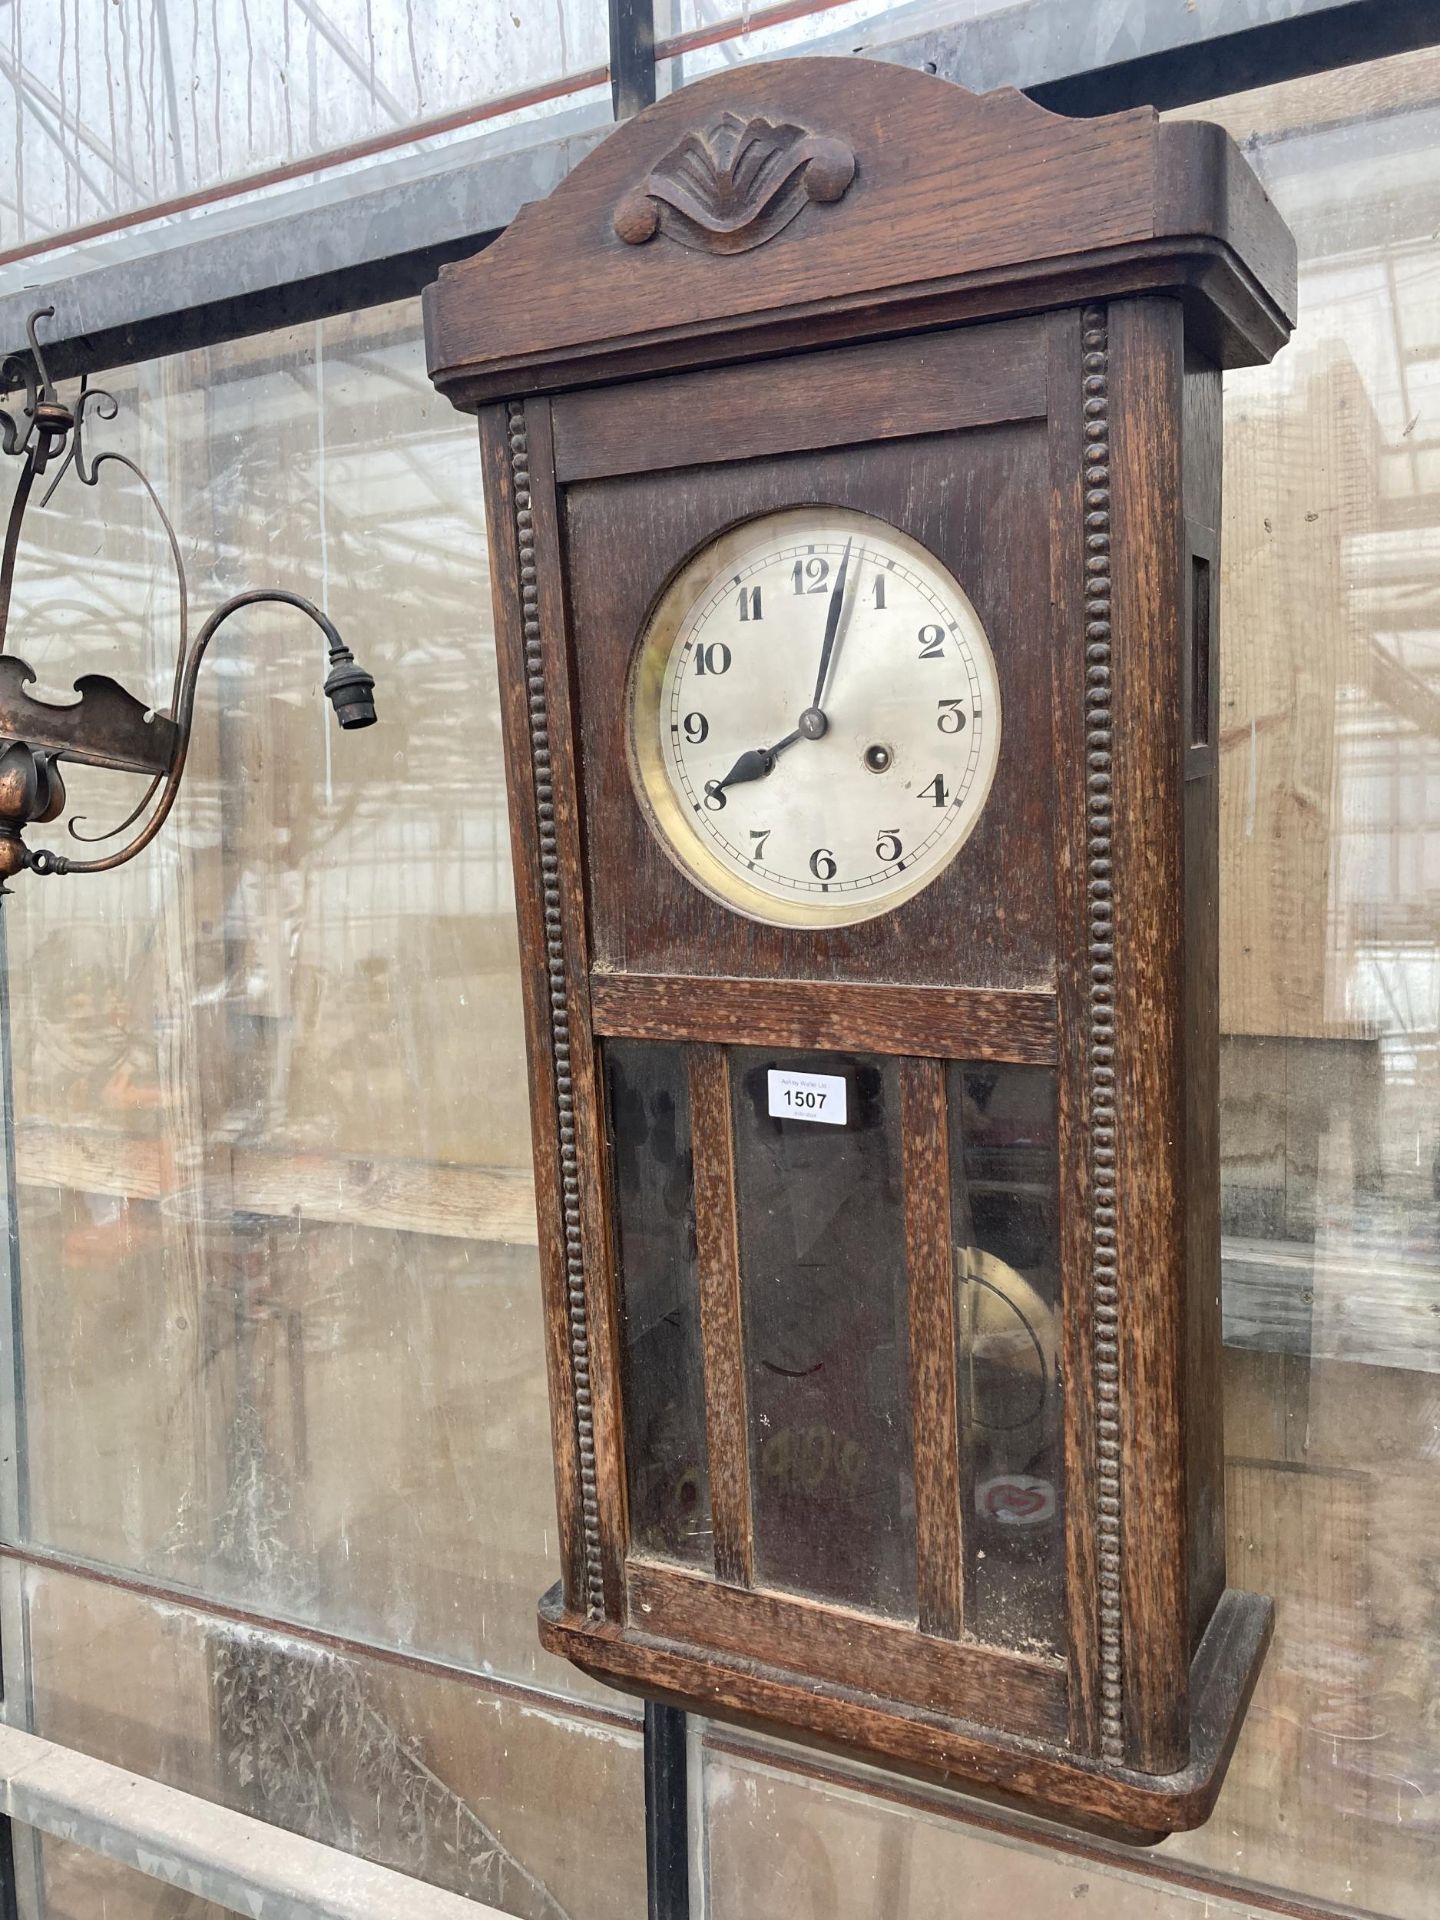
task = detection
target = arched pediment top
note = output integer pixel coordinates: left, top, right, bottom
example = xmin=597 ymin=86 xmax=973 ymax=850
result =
xmin=426 ymin=57 xmax=1295 ymax=404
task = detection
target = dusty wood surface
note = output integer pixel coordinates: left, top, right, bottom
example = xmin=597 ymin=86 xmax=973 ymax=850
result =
xmin=625 ymin=1559 xmax=1067 ymax=1741
xmin=689 ymin=1046 xmax=753 ymax=1589
xmin=13 ymin=1120 xmax=540 ymax=1245
xmin=899 ymin=1057 xmax=963 ymax=1641
xmin=592 ymin=973 xmax=1058 ymax=1062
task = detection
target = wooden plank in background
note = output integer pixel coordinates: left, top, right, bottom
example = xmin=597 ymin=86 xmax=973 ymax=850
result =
xmin=13 ymin=1121 xmax=540 ymax=1247
xmin=1217 ymin=350 xmax=1379 ymax=1039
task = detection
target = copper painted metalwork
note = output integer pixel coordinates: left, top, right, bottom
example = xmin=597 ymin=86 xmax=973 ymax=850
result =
xmin=0 ymin=307 xmax=377 ymax=890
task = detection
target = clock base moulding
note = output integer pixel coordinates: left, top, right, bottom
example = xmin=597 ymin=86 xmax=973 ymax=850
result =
xmin=539 ymin=1582 xmax=1273 ymax=1845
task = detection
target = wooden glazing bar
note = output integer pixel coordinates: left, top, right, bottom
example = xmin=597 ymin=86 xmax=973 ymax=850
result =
xmin=1179 ymin=366 xmax=1227 ymax=1655
xmin=688 ymin=1045 xmax=753 ymax=1587
xmin=899 ymin=1057 xmax=964 ymax=1640
xmin=591 ymin=973 xmax=1058 ymax=1063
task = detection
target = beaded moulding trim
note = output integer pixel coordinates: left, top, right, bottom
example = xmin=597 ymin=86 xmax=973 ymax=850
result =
xmin=1080 ymin=305 xmax=1124 ymax=1763
xmin=506 ymin=399 xmax=605 ymax=1620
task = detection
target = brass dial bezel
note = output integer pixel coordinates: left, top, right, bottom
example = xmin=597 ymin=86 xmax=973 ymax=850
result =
xmin=627 ymin=506 xmax=1002 ymax=930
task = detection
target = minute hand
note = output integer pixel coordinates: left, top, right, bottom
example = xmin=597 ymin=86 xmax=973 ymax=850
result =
xmin=808 ymin=537 xmax=853 ymax=714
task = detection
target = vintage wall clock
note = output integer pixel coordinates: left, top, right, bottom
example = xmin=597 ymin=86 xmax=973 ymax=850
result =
xmin=425 ymin=59 xmax=1296 ymax=1839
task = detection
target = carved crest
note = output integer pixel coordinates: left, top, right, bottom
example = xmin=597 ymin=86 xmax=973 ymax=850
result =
xmin=613 ymin=110 xmax=855 ymax=255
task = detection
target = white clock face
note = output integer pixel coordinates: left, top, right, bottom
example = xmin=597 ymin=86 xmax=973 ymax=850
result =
xmin=628 ymin=507 xmax=1002 ymax=928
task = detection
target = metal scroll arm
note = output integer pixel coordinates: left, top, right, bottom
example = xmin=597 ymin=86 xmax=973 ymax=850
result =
xmin=0 ymin=312 xmax=75 ymax=656
xmin=27 ymin=591 xmax=376 ymax=878
xmin=0 ymin=308 xmax=378 ymax=891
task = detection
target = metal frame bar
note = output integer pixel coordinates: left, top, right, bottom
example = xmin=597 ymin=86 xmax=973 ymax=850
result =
xmin=0 ymin=1537 xmax=639 ymax=1736
xmin=0 ymin=905 xmax=35 ymax=1920
xmin=1022 ymin=0 xmax=1440 ymax=116
xmin=0 ymin=1723 xmax=512 ymax=1920
xmin=611 ymin=0 xmax=658 ymax=122
xmin=842 ymin=0 xmax=1440 ymax=115
xmin=6 ymin=0 xmax=1439 ymax=379
xmin=644 ymin=1704 xmax=689 ymax=1920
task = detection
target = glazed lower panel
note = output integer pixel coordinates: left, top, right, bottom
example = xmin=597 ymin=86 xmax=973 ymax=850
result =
xmin=536 ymin=1581 xmax=1272 ymax=1843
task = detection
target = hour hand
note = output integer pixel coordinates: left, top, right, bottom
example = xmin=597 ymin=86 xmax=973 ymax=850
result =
xmin=709 ymin=729 xmax=802 ymax=796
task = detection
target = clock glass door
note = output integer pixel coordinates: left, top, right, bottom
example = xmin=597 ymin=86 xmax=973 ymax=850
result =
xmin=948 ymin=1062 xmax=1064 ymax=1653
xmin=730 ymin=1049 xmax=916 ymax=1618
xmin=605 ymin=1042 xmax=711 ymax=1567
xmin=603 ymin=1037 xmax=1066 ymax=1662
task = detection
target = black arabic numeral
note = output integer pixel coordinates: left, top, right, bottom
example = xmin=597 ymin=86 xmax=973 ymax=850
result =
xmin=917 ymin=623 xmax=946 ymax=660
xmin=737 ymin=585 xmax=762 ymax=622
xmin=703 ymin=781 xmax=727 ymax=812
xmin=873 ymin=574 xmax=886 ymax=610
xmin=936 ymin=699 xmax=967 ymax=734
xmin=875 ymin=829 xmax=902 ymax=863
xmin=919 ymin=774 xmax=949 ymax=809
xmin=683 ymin=712 xmax=709 ymax=744
xmin=808 ymin=847 xmax=837 ymax=881
xmin=693 ymin=642 xmax=732 ymax=677
xmin=749 ymin=828 xmax=771 ymax=861
xmin=791 ymin=556 xmax=830 ymax=595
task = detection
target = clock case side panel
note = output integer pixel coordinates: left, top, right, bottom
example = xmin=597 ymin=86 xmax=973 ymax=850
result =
xmin=478 ymin=399 xmax=631 ymax=1624
xmin=1181 ymin=344 xmax=1226 ymax=1661
xmin=1100 ymin=298 xmax=1261 ymax=1776
xmin=1100 ymin=297 xmax=1190 ymax=1776
xmin=1047 ymin=308 xmax=1105 ymax=1764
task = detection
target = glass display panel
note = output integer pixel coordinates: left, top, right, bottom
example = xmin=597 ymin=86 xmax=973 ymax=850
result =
xmin=0 ymin=303 xmax=607 ymax=1706
xmin=948 ymin=1063 xmax=1063 ymax=1654
xmin=1160 ymin=52 xmax=1440 ymax=1917
xmin=605 ymin=1040 xmax=711 ymax=1567
xmin=32 ymin=1833 xmax=234 ymax=1919
xmin=657 ymin=1 xmax=1019 ymax=93
xmin=700 ymin=1735 xmax=1263 ymax=1920
xmin=8 ymin=1559 xmax=646 ymax=1920
xmin=0 ymin=2 xmax=609 ymax=263
xmin=731 ymin=1049 xmax=915 ymax=1620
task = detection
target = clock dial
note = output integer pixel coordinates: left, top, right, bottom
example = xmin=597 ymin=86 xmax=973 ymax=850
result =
xmin=629 ymin=507 xmax=1003 ymax=928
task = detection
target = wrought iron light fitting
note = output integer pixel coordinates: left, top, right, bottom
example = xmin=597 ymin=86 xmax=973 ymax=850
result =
xmin=0 ymin=308 xmax=377 ymax=890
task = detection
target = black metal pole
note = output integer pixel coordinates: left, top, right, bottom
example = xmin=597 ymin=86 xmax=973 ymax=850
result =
xmin=609 ymin=0 xmax=657 ymax=121
xmin=0 ymin=1813 xmax=17 ymax=1920
xmin=0 ymin=907 xmax=24 ymax=1919
xmin=643 ymin=1702 xmax=690 ymax=1920
xmin=1026 ymin=0 xmax=1440 ymax=117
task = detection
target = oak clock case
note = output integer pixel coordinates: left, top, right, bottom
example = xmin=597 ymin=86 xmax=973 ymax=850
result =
xmin=424 ymin=57 xmax=1297 ymax=1842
